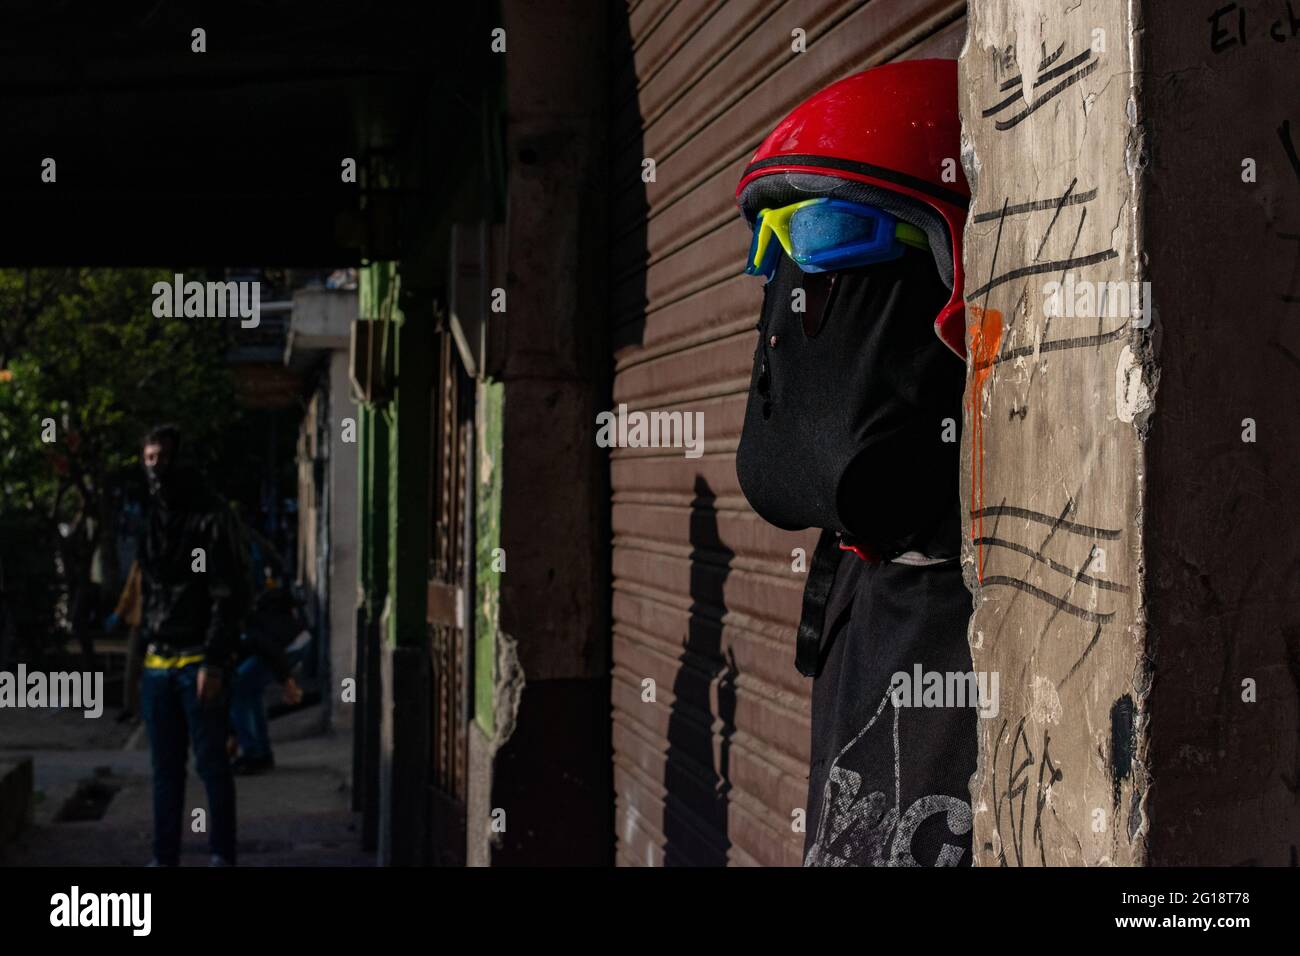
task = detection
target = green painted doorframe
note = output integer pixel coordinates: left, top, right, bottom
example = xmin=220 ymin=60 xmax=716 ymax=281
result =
xmin=358 ymin=260 xmax=434 ymax=651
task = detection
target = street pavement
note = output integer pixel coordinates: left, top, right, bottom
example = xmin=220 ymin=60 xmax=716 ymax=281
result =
xmin=0 ymin=701 xmax=371 ymax=867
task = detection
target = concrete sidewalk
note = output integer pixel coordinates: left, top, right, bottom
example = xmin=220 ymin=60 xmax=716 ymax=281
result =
xmin=0 ymin=704 xmax=371 ymax=867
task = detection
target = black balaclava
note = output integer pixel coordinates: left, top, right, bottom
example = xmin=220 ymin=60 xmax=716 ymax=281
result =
xmin=144 ymin=461 xmax=170 ymax=500
xmin=735 ymin=246 xmax=965 ymax=559
xmin=146 ymin=460 xmax=198 ymax=512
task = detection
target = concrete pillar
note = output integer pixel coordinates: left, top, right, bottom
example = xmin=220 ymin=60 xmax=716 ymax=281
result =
xmin=960 ymin=0 xmax=1300 ymax=865
xmin=355 ymin=398 xmax=386 ymax=852
xmin=466 ymin=0 xmax=612 ymax=866
xmin=327 ymin=351 xmax=360 ymax=733
xmin=378 ymin=640 xmax=430 ymax=866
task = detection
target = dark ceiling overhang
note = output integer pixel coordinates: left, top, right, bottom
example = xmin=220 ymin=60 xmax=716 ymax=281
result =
xmin=0 ymin=0 xmax=497 ymax=266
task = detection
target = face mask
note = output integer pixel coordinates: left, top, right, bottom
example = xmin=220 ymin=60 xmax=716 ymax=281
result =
xmin=734 ymin=249 xmax=964 ymax=556
xmin=145 ymin=463 xmax=175 ymax=502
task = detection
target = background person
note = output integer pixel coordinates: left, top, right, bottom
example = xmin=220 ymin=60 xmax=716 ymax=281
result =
xmin=136 ymin=423 xmax=249 ymax=867
xmin=228 ymin=583 xmax=306 ymax=774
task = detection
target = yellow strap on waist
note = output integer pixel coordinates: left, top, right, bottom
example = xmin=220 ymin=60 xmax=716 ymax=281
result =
xmin=143 ymin=653 xmax=206 ymax=670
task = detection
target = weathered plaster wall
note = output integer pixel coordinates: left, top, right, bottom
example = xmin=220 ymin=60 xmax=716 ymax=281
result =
xmin=1142 ymin=0 xmax=1300 ymax=865
xmin=960 ymin=0 xmax=1150 ymax=866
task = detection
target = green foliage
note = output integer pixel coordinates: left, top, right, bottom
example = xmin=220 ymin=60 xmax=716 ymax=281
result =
xmin=0 ymin=268 xmax=242 ymax=641
xmin=0 ymin=268 xmax=238 ymax=514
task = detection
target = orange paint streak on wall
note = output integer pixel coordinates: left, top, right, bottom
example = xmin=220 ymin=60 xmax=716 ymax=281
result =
xmin=966 ymin=304 xmax=1004 ymax=583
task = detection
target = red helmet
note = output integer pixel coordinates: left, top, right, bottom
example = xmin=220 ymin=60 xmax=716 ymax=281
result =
xmin=736 ymin=60 xmax=969 ymax=358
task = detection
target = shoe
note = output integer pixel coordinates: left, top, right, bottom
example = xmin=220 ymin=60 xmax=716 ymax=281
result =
xmin=231 ymin=754 xmax=275 ymax=775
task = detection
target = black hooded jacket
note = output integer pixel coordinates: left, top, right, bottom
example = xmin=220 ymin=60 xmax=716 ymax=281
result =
xmin=736 ymin=249 xmax=977 ymax=867
xmin=135 ymin=467 xmax=248 ymax=669
xmin=236 ymin=587 xmax=303 ymax=682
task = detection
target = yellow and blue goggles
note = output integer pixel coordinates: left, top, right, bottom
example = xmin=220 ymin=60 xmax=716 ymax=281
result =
xmin=745 ymin=197 xmax=929 ymax=280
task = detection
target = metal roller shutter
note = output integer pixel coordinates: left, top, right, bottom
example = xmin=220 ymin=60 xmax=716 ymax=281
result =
xmin=609 ymin=0 xmax=968 ymax=867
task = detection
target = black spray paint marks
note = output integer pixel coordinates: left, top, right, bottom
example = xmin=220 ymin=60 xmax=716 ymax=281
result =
xmin=1128 ymin=789 xmax=1143 ymax=843
xmin=1278 ymin=119 xmax=1300 ymax=184
xmin=1110 ymin=695 xmax=1137 ymax=807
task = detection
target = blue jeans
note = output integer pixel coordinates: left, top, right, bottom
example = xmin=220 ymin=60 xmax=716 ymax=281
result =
xmin=229 ymin=645 xmax=307 ymax=760
xmin=229 ymin=655 xmax=275 ymax=760
xmin=141 ymin=663 xmax=236 ymax=865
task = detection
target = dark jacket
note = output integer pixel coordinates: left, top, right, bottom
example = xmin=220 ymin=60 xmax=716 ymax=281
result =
xmin=136 ymin=468 xmax=248 ymax=669
xmin=236 ymin=587 xmax=302 ymax=682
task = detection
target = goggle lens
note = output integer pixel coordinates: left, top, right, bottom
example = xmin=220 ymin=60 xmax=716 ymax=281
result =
xmin=745 ymin=198 xmax=927 ymax=280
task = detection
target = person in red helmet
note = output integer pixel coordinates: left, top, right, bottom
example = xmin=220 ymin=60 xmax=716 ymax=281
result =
xmin=734 ymin=60 xmax=978 ymax=867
